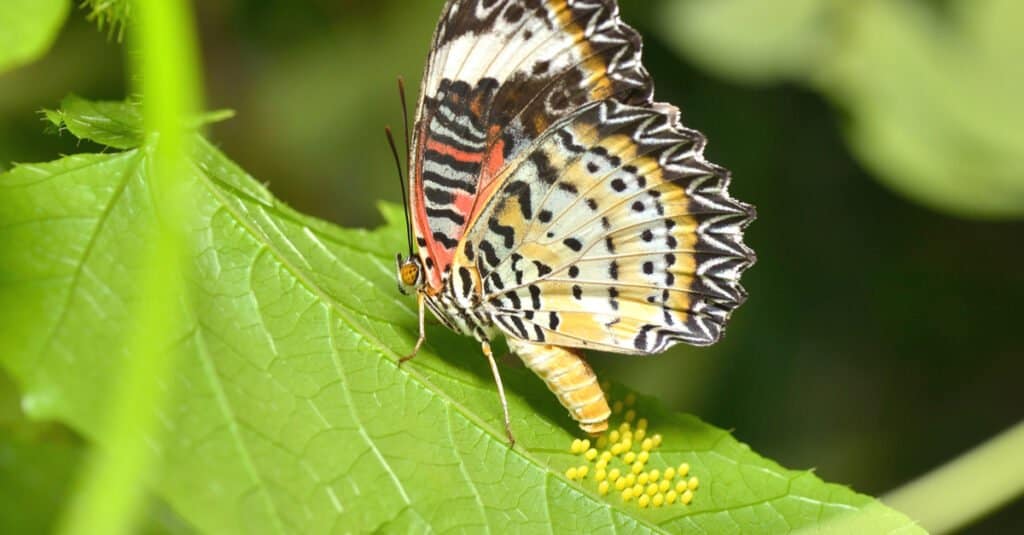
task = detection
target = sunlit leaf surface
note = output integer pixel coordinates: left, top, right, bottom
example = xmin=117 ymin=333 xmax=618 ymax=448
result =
xmin=0 ymin=97 xmax=923 ymax=533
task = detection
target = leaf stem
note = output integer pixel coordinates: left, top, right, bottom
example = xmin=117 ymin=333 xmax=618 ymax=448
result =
xmin=883 ymin=420 xmax=1024 ymax=534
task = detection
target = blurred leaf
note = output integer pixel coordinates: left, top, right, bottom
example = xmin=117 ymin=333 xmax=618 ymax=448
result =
xmin=0 ymin=0 xmax=69 ymax=74
xmin=656 ymin=0 xmax=1024 ymax=219
xmin=817 ymin=0 xmax=1024 ymax=218
xmin=44 ymin=94 xmax=234 ymax=150
xmin=0 ymin=370 xmax=196 ymax=535
xmin=44 ymin=94 xmax=144 ymax=149
xmin=656 ymin=0 xmax=833 ymax=83
xmin=0 ymin=98 xmax=923 ymax=532
xmin=0 ymin=370 xmax=80 ymax=535
xmin=0 ymin=428 xmax=80 ymax=534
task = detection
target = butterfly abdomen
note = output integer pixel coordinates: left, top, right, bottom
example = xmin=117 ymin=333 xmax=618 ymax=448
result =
xmin=508 ymin=338 xmax=610 ymax=434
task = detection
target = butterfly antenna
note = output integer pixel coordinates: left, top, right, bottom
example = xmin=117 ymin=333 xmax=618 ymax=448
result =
xmin=397 ymin=77 xmax=412 ymax=172
xmin=385 ymin=126 xmax=415 ymax=256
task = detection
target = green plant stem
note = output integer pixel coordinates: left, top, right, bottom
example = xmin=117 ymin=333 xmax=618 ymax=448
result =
xmin=55 ymin=0 xmax=201 ymax=534
xmin=883 ymin=420 xmax=1024 ymax=534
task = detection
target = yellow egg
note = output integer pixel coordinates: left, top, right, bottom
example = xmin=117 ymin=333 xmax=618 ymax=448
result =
xmin=677 ymin=462 xmax=689 ymax=478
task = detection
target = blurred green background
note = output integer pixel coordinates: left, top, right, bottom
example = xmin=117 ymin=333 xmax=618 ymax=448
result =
xmin=1 ymin=0 xmax=1021 ymax=532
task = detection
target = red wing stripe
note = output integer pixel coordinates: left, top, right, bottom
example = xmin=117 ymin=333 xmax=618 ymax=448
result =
xmin=426 ymin=138 xmax=484 ymax=164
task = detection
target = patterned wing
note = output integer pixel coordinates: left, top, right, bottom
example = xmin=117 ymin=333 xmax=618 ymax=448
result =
xmin=410 ymin=0 xmax=653 ymax=289
xmin=451 ymin=100 xmax=756 ymax=353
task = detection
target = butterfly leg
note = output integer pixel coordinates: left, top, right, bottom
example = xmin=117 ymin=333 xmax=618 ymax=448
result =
xmin=481 ymin=341 xmax=515 ymax=447
xmin=399 ymin=292 xmax=426 ymax=365
xmin=507 ymin=339 xmax=610 ymax=436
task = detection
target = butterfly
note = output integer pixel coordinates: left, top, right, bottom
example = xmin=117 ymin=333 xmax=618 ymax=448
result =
xmin=393 ymin=0 xmax=755 ymax=446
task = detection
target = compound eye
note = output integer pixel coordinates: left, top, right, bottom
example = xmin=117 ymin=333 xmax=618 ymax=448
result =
xmin=399 ymin=261 xmax=420 ymax=287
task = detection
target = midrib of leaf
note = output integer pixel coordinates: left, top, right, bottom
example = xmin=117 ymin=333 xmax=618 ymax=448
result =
xmin=194 ymin=151 xmax=669 ymax=532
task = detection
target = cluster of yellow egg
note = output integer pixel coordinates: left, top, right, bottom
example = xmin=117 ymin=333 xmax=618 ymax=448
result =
xmin=564 ymin=393 xmax=700 ymax=509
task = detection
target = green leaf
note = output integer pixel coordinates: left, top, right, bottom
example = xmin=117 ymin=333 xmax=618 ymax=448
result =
xmin=0 ymin=98 xmax=923 ymax=533
xmin=44 ymin=94 xmax=145 ymax=149
xmin=44 ymin=95 xmax=234 ymax=151
xmin=0 ymin=370 xmax=81 ymax=535
xmin=656 ymin=0 xmax=1024 ymax=219
xmin=815 ymin=0 xmax=1024 ymax=219
xmin=0 ymin=0 xmax=69 ymax=74
xmin=0 ymin=370 xmax=197 ymax=535
xmin=656 ymin=0 xmax=833 ymax=83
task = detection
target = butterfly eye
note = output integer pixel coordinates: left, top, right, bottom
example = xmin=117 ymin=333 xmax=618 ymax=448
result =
xmin=396 ymin=254 xmax=422 ymax=291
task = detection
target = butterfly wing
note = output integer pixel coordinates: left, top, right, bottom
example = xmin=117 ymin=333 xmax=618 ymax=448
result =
xmin=410 ymin=0 xmax=653 ymax=289
xmin=453 ymin=99 xmax=755 ymax=353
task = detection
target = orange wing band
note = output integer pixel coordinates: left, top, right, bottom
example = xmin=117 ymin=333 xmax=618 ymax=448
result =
xmin=509 ymin=340 xmax=610 ymax=435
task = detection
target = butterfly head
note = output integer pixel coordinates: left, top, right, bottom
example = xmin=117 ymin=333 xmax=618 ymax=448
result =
xmin=395 ymin=253 xmax=424 ymax=295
